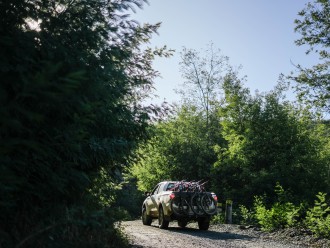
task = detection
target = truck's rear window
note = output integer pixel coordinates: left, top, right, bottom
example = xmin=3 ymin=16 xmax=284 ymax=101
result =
xmin=166 ymin=183 xmax=175 ymax=191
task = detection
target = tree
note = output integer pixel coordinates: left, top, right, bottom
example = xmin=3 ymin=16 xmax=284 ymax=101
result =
xmin=130 ymin=125 xmax=174 ymax=192
xmin=131 ymin=105 xmax=224 ymax=191
xmin=130 ymin=44 xmax=237 ymax=190
xmin=177 ymin=43 xmax=237 ymax=136
xmin=213 ymin=77 xmax=329 ymax=206
xmin=212 ymin=75 xmax=256 ymax=203
xmin=292 ymin=0 xmax=330 ymax=112
xmin=0 ymin=0 xmax=169 ymax=246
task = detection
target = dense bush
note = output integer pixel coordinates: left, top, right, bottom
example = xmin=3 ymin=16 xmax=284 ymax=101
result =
xmin=211 ymin=213 xmax=225 ymax=224
xmin=253 ymin=196 xmax=300 ymax=231
xmin=0 ymin=0 xmax=167 ymax=246
xmin=236 ymin=186 xmax=330 ymax=239
xmin=304 ymin=192 xmax=330 ymax=238
xmin=238 ymin=205 xmax=256 ymax=226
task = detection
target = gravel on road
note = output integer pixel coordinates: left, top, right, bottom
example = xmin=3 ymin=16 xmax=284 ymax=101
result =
xmin=121 ymin=220 xmax=329 ymax=248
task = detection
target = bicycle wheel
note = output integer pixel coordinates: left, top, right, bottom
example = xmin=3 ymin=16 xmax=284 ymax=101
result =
xmin=190 ymin=194 xmax=205 ymax=216
xmin=171 ymin=197 xmax=190 ymax=216
xmin=200 ymin=194 xmax=217 ymax=215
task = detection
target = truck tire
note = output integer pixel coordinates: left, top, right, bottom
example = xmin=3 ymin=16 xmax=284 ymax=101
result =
xmin=198 ymin=218 xmax=210 ymax=230
xmin=178 ymin=220 xmax=187 ymax=228
xmin=158 ymin=206 xmax=169 ymax=229
xmin=142 ymin=207 xmax=152 ymax=225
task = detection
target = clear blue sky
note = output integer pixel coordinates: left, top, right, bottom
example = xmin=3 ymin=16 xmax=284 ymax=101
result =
xmin=132 ymin=0 xmax=319 ymax=104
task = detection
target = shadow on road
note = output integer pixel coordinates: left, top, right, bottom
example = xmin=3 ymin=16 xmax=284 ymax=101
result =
xmin=149 ymin=224 xmax=254 ymax=241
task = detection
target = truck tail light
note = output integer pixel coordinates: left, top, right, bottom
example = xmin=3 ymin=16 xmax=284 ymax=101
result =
xmin=212 ymin=193 xmax=218 ymax=202
xmin=169 ymin=193 xmax=175 ymax=200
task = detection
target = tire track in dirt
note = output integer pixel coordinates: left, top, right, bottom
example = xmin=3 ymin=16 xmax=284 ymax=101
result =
xmin=122 ymin=220 xmax=306 ymax=248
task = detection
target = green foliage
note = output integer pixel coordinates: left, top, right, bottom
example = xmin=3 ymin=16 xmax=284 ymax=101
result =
xmin=309 ymin=122 xmax=330 ymax=186
xmin=46 ymin=207 xmax=130 ymax=248
xmin=131 ymin=105 xmax=223 ymax=191
xmin=211 ymin=213 xmax=225 ymax=224
xmin=251 ymin=184 xmax=300 ymax=231
xmin=0 ymin=0 xmax=169 ymax=246
xmin=238 ymin=205 xmax=256 ymax=225
xmin=115 ymin=174 xmax=146 ymax=218
xmin=130 ymin=130 xmax=173 ymax=192
xmin=235 ymin=190 xmax=330 ymax=238
xmin=88 ymin=168 xmax=120 ymax=208
xmin=304 ymin=192 xmax=330 ymax=238
xmin=253 ymin=195 xmax=300 ymax=232
xmin=238 ymin=182 xmax=292 ymax=227
xmin=292 ymin=0 xmax=330 ymax=112
xmin=132 ymin=44 xmax=330 ymax=208
xmin=213 ymin=77 xmax=329 ymax=206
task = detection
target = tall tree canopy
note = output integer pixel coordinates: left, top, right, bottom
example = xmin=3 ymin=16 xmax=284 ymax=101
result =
xmin=131 ymin=42 xmax=330 ymax=207
xmin=131 ymin=44 xmax=233 ymax=192
xmin=0 ymin=0 xmax=169 ymax=246
xmin=213 ymin=78 xmax=329 ymax=205
xmin=131 ymin=105 xmax=224 ymax=192
xmin=293 ymin=0 xmax=330 ymax=112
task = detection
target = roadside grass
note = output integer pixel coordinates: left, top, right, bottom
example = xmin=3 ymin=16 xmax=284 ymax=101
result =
xmin=212 ymin=184 xmax=330 ymax=240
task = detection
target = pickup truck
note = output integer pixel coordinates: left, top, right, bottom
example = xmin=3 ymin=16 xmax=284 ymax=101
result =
xmin=141 ymin=181 xmax=218 ymax=230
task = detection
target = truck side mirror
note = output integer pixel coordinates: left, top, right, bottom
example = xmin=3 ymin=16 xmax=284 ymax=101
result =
xmin=144 ymin=191 xmax=151 ymax=196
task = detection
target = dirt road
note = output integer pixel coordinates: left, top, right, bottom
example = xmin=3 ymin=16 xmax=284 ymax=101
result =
xmin=121 ymin=220 xmax=312 ymax=248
